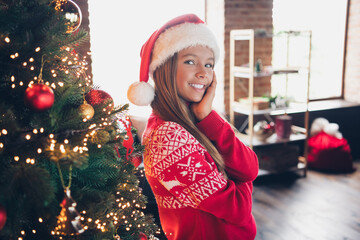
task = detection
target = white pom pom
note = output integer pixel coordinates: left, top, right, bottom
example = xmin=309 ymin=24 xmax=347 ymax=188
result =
xmin=127 ymin=81 xmax=155 ymax=106
xmin=324 ymin=123 xmax=342 ymax=139
xmin=310 ymin=117 xmax=329 ymax=136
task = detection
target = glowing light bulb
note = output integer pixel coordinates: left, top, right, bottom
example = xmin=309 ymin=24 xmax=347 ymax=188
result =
xmin=4 ymin=37 xmax=10 ymax=43
xmin=60 ymin=144 xmax=65 ymax=153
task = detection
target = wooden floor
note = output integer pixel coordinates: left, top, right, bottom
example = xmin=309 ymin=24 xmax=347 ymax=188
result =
xmin=253 ymin=160 xmax=360 ymax=240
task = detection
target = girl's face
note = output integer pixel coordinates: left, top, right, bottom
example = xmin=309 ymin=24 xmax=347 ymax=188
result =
xmin=176 ymin=45 xmax=214 ymax=103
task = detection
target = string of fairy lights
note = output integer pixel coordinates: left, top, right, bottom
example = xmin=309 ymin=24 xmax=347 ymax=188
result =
xmin=1 ymin=34 xmax=93 ymax=165
xmin=2 ymin=31 xmax=160 ymax=240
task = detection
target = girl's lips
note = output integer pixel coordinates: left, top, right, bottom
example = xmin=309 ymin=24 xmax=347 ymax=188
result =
xmin=189 ymin=83 xmax=206 ymax=89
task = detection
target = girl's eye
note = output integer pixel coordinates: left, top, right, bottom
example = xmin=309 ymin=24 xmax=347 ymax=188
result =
xmin=184 ymin=60 xmax=195 ymax=65
xmin=205 ymin=63 xmax=214 ymax=68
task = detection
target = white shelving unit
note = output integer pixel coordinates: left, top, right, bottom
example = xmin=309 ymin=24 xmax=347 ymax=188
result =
xmin=229 ymin=29 xmax=312 ymax=177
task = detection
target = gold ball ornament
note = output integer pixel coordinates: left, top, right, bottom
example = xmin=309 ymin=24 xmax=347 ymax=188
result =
xmin=78 ymin=102 xmax=94 ymax=120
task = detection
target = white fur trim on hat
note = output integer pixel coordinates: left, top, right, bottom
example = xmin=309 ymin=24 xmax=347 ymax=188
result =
xmin=127 ymin=81 xmax=155 ymax=106
xmin=149 ymin=22 xmax=220 ymax=79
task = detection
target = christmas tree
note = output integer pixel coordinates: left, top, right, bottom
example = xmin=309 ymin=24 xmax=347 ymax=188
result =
xmin=0 ymin=0 xmax=158 ymax=239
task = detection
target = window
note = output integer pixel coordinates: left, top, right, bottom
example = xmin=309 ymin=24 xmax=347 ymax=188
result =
xmin=272 ymin=0 xmax=348 ymax=101
xmin=88 ymin=0 xmax=205 ymax=117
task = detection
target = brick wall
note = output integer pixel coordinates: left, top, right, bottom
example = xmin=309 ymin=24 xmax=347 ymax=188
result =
xmin=344 ymin=0 xmax=360 ymax=103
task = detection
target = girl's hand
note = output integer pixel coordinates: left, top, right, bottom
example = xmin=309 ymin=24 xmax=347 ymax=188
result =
xmin=191 ymin=72 xmax=217 ymax=121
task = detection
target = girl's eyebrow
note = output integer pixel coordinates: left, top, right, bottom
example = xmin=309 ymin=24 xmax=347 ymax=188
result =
xmin=179 ymin=53 xmax=215 ymax=61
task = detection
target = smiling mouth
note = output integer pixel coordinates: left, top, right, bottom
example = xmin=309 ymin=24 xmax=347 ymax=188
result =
xmin=189 ymin=83 xmax=206 ymax=89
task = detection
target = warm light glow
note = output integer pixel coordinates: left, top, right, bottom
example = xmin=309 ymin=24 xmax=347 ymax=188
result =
xmin=37 ymin=148 xmax=42 ymax=154
xmin=35 ymin=47 xmax=40 ymax=52
xmin=60 ymin=144 xmax=65 ymax=153
xmin=14 ymin=156 xmax=19 ymax=161
xmin=4 ymin=37 xmax=10 ymax=43
xmin=25 ymin=134 xmax=31 ymax=140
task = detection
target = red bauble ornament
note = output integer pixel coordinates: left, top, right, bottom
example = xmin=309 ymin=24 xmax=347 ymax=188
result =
xmin=85 ymin=89 xmax=113 ymax=110
xmin=0 ymin=204 xmax=7 ymax=230
xmin=139 ymin=232 xmax=148 ymax=240
xmin=24 ymin=83 xmax=55 ymax=111
xmin=131 ymin=155 xmax=143 ymax=168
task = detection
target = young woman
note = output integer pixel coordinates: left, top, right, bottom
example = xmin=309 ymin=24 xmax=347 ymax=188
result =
xmin=127 ymin=14 xmax=259 ymax=240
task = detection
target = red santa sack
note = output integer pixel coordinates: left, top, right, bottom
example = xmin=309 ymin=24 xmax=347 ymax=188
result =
xmin=307 ymin=131 xmax=354 ymax=172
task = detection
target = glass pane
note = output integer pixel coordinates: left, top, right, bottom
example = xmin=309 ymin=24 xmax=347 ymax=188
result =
xmin=272 ymin=0 xmax=347 ymax=100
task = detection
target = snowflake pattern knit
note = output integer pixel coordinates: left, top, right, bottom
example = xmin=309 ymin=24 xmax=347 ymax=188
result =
xmin=142 ymin=111 xmax=258 ymax=240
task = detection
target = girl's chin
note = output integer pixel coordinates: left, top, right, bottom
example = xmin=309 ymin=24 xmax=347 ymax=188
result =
xmin=180 ymin=97 xmax=202 ymax=104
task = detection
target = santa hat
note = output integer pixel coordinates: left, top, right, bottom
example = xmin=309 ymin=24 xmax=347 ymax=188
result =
xmin=127 ymin=14 xmax=220 ymax=106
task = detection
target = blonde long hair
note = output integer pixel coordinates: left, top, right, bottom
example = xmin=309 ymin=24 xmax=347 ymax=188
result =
xmin=151 ymin=53 xmax=227 ymax=179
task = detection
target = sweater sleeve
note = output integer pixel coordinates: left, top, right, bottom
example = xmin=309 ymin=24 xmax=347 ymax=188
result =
xmin=146 ymin=122 xmax=254 ymax=226
xmin=196 ymin=110 xmax=259 ymax=182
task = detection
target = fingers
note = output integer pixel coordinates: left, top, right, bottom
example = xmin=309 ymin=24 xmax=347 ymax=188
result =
xmin=205 ymin=72 xmax=216 ymax=100
xmin=191 ymin=71 xmax=217 ymax=121
xmin=211 ymin=72 xmax=217 ymax=87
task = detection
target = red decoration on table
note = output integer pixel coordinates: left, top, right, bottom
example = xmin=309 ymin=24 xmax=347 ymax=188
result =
xmin=275 ymin=115 xmax=292 ymax=139
xmin=24 ymin=83 xmax=55 ymax=111
xmin=85 ymin=89 xmax=113 ymax=108
xmin=0 ymin=204 xmax=7 ymax=230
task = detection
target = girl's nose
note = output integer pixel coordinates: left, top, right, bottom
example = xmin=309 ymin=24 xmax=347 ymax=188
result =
xmin=195 ymin=66 xmax=207 ymax=79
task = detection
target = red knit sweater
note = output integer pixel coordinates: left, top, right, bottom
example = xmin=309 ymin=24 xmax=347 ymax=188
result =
xmin=142 ymin=110 xmax=258 ymax=240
